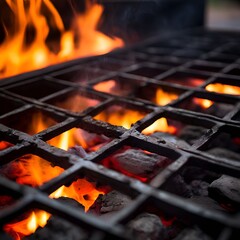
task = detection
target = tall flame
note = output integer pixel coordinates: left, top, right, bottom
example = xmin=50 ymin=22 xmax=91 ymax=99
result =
xmin=0 ymin=0 xmax=123 ymax=78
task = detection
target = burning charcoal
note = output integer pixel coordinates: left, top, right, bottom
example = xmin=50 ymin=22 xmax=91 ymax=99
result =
xmin=127 ymin=213 xmax=164 ymax=240
xmin=178 ymin=126 xmax=206 ymax=145
xmin=189 ymin=180 xmax=209 ymax=197
xmin=188 ymin=196 xmax=226 ymax=212
xmin=173 ymin=227 xmax=213 ymax=240
xmin=209 ymin=175 xmax=240 ymax=207
xmin=111 ymin=149 xmax=171 ymax=179
xmin=164 ymin=175 xmax=192 ymax=198
xmin=91 ymin=190 xmax=132 ymax=215
xmin=207 ymin=148 xmax=240 ymax=161
xmin=25 ymin=197 xmax=86 ymax=240
xmin=68 ymin=145 xmax=87 ymax=158
xmin=151 ymin=132 xmax=190 ymax=148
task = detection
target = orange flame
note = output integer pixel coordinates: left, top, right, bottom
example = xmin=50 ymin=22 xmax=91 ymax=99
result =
xmin=155 ymin=89 xmax=178 ymax=106
xmin=206 ymin=83 xmax=240 ymax=95
xmin=0 ymin=0 xmax=123 ymax=79
xmin=142 ymin=117 xmax=176 ymax=135
xmin=193 ymin=97 xmax=214 ymax=109
xmin=3 ymin=114 xmax=105 ymax=239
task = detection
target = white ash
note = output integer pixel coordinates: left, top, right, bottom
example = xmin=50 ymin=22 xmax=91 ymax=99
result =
xmin=127 ymin=213 xmax=164 ymax=240
xmin=209 ymin=175 xmax=240 ymax=206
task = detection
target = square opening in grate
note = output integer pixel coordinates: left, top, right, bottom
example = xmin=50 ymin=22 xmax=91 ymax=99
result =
xmin=5 ymin=79 xmax=68 ymax=99
xmin=94 ymin=104 xmax=149 ymax=129
xmin=92 ymin=77 xmax=145 ymax=97
xmin=3 ymin=206 xmax=89 ymax=239
xmin=162 ymin=161 xmax=240 ymax=214
xmin=101 ymin=145 xmax=174 ymax=183
xmin=0 ymin=95 xmax=24 ymax=116
xmin=225 ymin=67 xmax=240 ymax=76
xmin=177 ymin=96 xmax=235 ymax=118
xmin=160 ymin=72 xmax=208 ymax=87
xmin=205 ymin=54 xmax=237 ymax=64
xmin=48 ymin=128 xmax=111 ymax=153
xmin=200 ymin=128 xmax=240 ymax=162
xmin=0 ymin=108 xmax=60 ymax=135
xmin=126 ymin=66 xmax=166 ymax=78
xmin=135 ymin=84 xmax=183 ymax=106
xmin=188 ymin=63 xmax=223 ymax=73
xmin=46 ymin=91 xmax=101 ymax=114
xmin=50 ymin=67 xmax=107 ymax=84
xmin=141 ymin=116 xmax=210 ymax=146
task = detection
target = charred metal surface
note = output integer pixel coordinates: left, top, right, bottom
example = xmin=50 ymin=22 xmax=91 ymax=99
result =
xmin=0 ymin=29 xmax=240 ymax=239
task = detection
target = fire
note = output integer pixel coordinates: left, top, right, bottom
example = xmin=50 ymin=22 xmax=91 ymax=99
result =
xmin=3 ymin=114 xmax=105 ymax=239
xmin=0 ymin=141 xmax=13 ymax=150
xmin=93 ymin=80 xmax=117 ymax=93
xmin=0 ymin=0 xmax=123 ymax=79
xmin=95 ymin=107 xmax=146 ymax=129
xmin=155 ymin=89 xmax=178 ymax=106
xmin=193 ymin=97 xmax=214 ymax=109
xmin=206 ymin=83 xmax=240 ymax=95
xmin=142 ymin=118 xmax=176 ymax=135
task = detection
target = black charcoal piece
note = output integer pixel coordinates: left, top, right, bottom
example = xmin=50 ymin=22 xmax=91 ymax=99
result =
xmin=209 ymin=175 xmax=240 ymax=206
xmin=188 ymin=196 xmax=226 ymax=212
xmin=164 ymin=175 xmax=192 ymax=198
xmin=112 ymin=149 xmax=171 ymax=178
xmin=189 ymin=180 xmax=209 ymax=197
xmin=25 ymin=197 xmax=86 ymax=240
xmin=91 ymin=190 xmax=132 ymax=214
xmin=207 ymin=148 xmax=240 ymax=161
xmin=127 ymin=213 xmax=164 ymax=240
xmin=151 ymin=132 xmax=190 ymax=148
xmin=173 ymin=227 xmax=213 ymax=240
xmin=178 ymin=126 xmax=206 ymax=145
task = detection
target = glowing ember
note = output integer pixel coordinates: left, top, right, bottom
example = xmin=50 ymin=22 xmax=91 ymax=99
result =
xmin=0 ymin=0 xmax=123 ymax=79
xmin=206 ymin=83 xmax=240 ymax=95
xmin=193 ymin=97 xmax=214 ymax=109
xmin=142 ymin=118 xmax=177 ymax=135
xmin=2 ymin=114 xmax=105 ymax=239
xmin=155 ymin=89 xmax=178 ymax=106
xmin=0 ymin=141 xmax=13 ymax=150
xmin=93 ymin=80 xmax=117 ymax=93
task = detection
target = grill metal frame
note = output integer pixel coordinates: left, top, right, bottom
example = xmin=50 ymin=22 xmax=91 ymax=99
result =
xmin=0 ymin=28 xmax=240 ymax=239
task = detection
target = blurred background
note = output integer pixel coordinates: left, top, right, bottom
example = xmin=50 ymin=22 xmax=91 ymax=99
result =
xmin=207 ymin=0 xmax=240 ymax=30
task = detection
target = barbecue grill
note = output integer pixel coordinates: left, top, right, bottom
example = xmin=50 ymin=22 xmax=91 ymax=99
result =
xmin=0 ymin=1 xmax=240 ymax=240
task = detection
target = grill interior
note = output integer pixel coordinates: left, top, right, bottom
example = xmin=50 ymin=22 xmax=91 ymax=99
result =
xmin=0 ymin=29 xmax=240 ymax=239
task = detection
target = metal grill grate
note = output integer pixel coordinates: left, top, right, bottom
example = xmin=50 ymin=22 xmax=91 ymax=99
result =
xmin=0 ymin=29 xmax=240 ymax=239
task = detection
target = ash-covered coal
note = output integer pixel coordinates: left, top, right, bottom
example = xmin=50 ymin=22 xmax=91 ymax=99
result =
xmin=205 ymin=103 xmax=233 ymax=118
xmin=163 ymin=166 xmax=240 ymax=213
xmin=178 ymin=126 xmax=206 ymax=145
xmin=209 ymin=175 xmax=240 ymax=209
xmin=127 ymin=213 xmax=164 ymax=240
xmin=68 ymin=145 xmax=87 ymax=158
xmin=150 ymin=132 xmax=190 ymax=148
xmin=109 ymin=149 xmax=171 ymax=179
xmin=207 ymin=148 xmax=240 ymax=161
xmin=25 ymin=197 xmax=87 ymax=240
xmin=91 ymin=190 xmax=132 ymax=216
